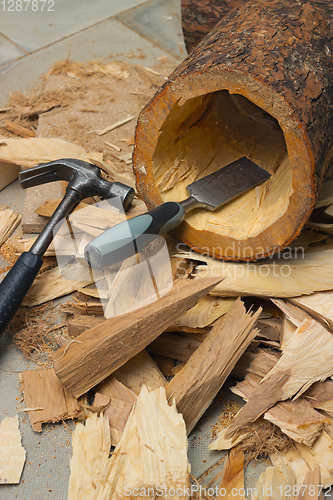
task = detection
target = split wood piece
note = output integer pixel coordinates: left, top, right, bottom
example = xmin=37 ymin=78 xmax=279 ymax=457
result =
xmin=178 ymin=249 xmax=333 ymax=297
xmin=209 ymin=422 xmax=260 ymax=451
xmin=270 ymin=447 xmax=311 ymax=487
xmin=0 ymin=137 xmax=88 ymax=168
xmin=296 ymin=430 xmax=333 ymax=487
xmin=245 ymin=349 xmax=280 ymax=378
xmin=272 ymin=299 xmax=314 ymax=327
xmin=135 ymin=0 xmax=333 ymax=261
xmin=171 ymin=255 xmax=195 ymax=281
xmin=173 ymin=296 xmax=237 ymax=329
xmin=225 ymin=319 xmax=333 ymax=439
xmin=165 ymin=298 xmax=261 ymax=434
xmin=62 ymin=300 xmax=104 ymax=316
xmin=104 ymin=238 xmax=173 ymax=319
xmin=19 ymin=368 xmax=81 ymax=432
xmin=23 ymin=261 xmax=94 ymax=307
xmin=230 ymin=351 xmax=260 ymax=381
xmin=282 ymin=316 xmax=297 ymax=351
xmin=0 ymin=162 xmax=20 ymax=191
xmin=94 ymin=374 xmax=137 ymax=405
xmin=251 ymin=463 xmax=296 ymax=500
xmin=3 ymin=120 xmax=36 ymax=138
xmin=10 ymin=235 xmax=78 ymax=257
xmin=67 ymin=315 xmax=104 ymax=337
xmin=255 ymin=318 xmax=282 ymax=342
xmin=305 ymin=380 xmax=333 ymax=417
xmin=216 ymin=447 xmax=246 ymax=500
xmin=231 ymin=355 xmax=327 ymax=446
xmin=68 ymin=386 xmax=190 ymax=500
xmin=165 ymin=324 xmax=211 ymax=335
xmin=0 ymin=415 xmax=26 ymax=484
xmin=296 ymin=466 xmax=322 ymax=500
xmin=114 ymin=350 xmax=166 ymax=395
xmin=0 ymin=208 xmax=21 ymax=247
xmin=93 ymin=392 xmax=133 ymax=445
xmin=146 ymin=332 xmax=201 ymax=362
xmin=53 ymin=276 xmax=221 ymax=398
xmin=290 ymin=291 xmax=333 ymax=331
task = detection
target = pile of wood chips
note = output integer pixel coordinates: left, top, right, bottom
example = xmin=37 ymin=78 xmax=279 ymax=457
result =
xmin=1 ymin=58 xmax=333 ymax=499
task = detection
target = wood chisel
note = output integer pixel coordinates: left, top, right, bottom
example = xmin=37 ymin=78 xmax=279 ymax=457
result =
xmin=84 ymin=156 xmax=271 ymax=270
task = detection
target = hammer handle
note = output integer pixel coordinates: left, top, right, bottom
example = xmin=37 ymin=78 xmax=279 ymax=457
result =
xmin=0 ymin=252 xmax=43 ymax=336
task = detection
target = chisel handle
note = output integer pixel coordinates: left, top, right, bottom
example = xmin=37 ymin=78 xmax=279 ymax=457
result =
xmin=0 ymin=252 xmax=43 ymax=335
xmin=85 ymin=201 xmax=185 ymax=269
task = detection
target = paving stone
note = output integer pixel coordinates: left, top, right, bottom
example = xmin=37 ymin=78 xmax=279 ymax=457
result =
xmin=0 ymin=18 xmax=178 ymax=106
xmin=0 ymin=33 xmax=25 ymax=65
xmin=0 ymin=0 xmax=149 ymax=53
xmin=117 ymin=0 xmax=187 ymax=59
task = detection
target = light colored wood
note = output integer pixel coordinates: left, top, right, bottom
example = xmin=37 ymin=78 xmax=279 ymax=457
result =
xmin=216 ymin=448 xmax=246 ymax=499
xmin=225 ymin=319 xmax=333 ymax=439
xmin=174 ymin=295 xmax=236 ymax=328
xmin=94 ymin=374 xmax=137 ymax=405
xmin=296 ymin=430 xmax=333 ymax=487
xmin=114 ymin=350 xmax=166 ymax=395
xmin=22 ymin=181 xmax=64 ymax=234
xmin=296 ymin=466 xmax=322 ymax=500
xmin=209 ymin=422 xmax=259 ymax=451
xmin=177 ymin=248 xmax=333 ymax=297
xmin=270 ymin=447 xmax=311 ymax=487
xmin=68 ymin=386 xmax=190 ymax=500
xmin=256 ymin=318 xmax=282 ymax=342
xmin=53 ymin=276 xmax=221 ymax=398
xmin=230 ymin=353 xmax=327 ymax=446
xmin=251 ymin=463 xmax=296 ymax=499
xmin=0 ymin=137 xmax=88 ymax=168
xmin=35 ymin=199 xmax=89 ymax=217
xmin=3 ymin=120 xmax=36 ymax=138
xmin=166 ymin=298 xmax=261 ymax=434
xmin=96 ymin=115 xmax=134 ymax=136
xmin=0 ymin=415 xmax=26 ymax=484
xmin=19 ymin=369 xmax=81 ymax=432
xmin=23 ymin=261 xmax=94 ymax=307
xmin=282 ymin=316 xmax=297 ymax=350
xmin=290 ymin=291 xmax=333 ymax=330
xmin=0 ymin=208 xmax=21 ymax=247
xmin=272 ymin=299 xmax=311 ymax=327
xmin=0 ymin=162 xmax=20 ymax=191
xmin=62 ymin=300 xmax=104 ymax=316
xmin=93 ymin=392 xmax=133 ymax=445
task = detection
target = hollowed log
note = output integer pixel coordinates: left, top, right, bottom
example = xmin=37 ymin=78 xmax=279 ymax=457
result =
xmin=133 ymin=0 xmax=333 ymax=261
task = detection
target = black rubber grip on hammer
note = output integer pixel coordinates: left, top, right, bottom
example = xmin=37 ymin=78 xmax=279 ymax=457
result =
xmin=0 ymin=252 xmax=43 ymax=336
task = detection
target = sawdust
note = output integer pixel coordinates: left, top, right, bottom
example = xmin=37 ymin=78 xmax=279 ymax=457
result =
xmin=8 ymin=303 xmax=68 ymax=361
xmin=238 ymin=421 xmax=294 ymax=461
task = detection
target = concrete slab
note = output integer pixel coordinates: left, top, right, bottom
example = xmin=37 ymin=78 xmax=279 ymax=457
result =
xmin=0 ymin=0 xmax=149 ymax=53
xmin=0 ymin=34 xmax=25 ymax=66
xmin=0 ymin=18 xmax=178 ymax=106
xmin=117 ymin=0 xmax=187 ymax=59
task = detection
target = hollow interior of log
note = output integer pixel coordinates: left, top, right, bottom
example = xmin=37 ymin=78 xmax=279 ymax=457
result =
xmin=153 ymin=90 xmax=292 ymax=240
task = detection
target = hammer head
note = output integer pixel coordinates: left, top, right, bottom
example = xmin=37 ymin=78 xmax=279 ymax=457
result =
xmin=19 ymin=158 xmax=135 ymax=211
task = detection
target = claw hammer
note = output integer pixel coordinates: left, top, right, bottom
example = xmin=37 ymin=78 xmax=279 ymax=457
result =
xmin=0 ymin=158 xmax=135 ymax=335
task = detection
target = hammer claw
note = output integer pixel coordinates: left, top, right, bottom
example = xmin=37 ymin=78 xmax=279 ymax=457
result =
xmin=19 ymin=169 xmax=60 ymax=188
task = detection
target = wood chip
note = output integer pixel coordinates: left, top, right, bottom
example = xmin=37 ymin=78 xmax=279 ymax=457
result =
xmin=95 ymin=115 xmax=134 ymax=136
xmin=105 ymin=141 xmax=121 ymax=152
xmin=19 ymin=369 xmax=81 ymax=432
xmin=0 ymin=208 xmax=21 ymax=247
xmin=0 ymin=415 xmax=26 ymax=484
xmin=3 ymin=120 xmax=35 ymax=138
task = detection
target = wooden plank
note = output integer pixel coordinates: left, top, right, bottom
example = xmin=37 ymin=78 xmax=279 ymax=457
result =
xmin=0 ymin=162 xmax=20 ymax=191
xmin=68 ymin=387 xmax=190 ymax=499
xmin=19 ymin=368 xmax=81 ymax=432
xmin=225 ymin=319 xmax=333 ymax=439
xmin=0 ymin=415 xmax=26 ymax=484
xmin=52 ymin=276 xmax=221 ymax=398
xmin=165 ymin=298 xmax=261 ymax=434
xmin=21 ymin=182 xmax=63 ymax=233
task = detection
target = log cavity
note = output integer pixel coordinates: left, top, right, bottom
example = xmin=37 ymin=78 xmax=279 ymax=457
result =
xmin=153 ymin=90 xmax=293 ymax=240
